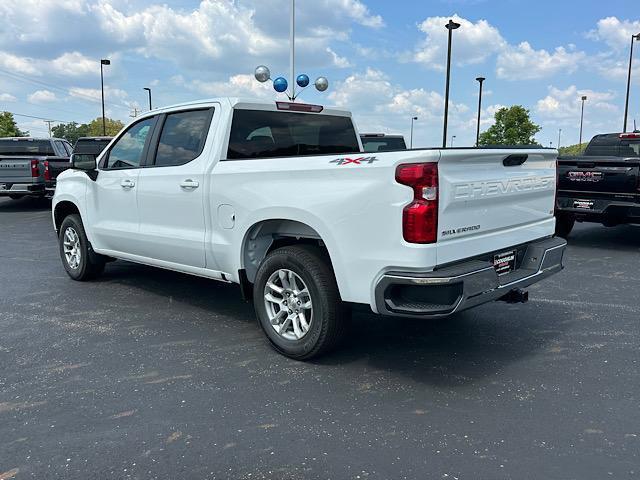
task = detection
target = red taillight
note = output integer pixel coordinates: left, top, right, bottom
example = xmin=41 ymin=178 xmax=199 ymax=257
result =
xmin=30 ymin=159 xmax=39 ymax=178
xmin=43 ymin=160 xmax=51 ymax=181
xmin=275 ymin=101 xmax=323 ymax=113
xmin=395 ymin=162 xmax=438 ymax=244
xmin=619 ymin=133 xmax=640 ymax=139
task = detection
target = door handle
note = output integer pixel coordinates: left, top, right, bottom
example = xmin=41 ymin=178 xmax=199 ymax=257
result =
xmin=120 ymin=179 xmax=135 ymax=189
xmin=180 ymin=179 xmax=199 ymax=189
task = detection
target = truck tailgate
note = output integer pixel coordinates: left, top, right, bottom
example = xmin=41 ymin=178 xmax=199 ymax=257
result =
xmin=437 ymin=149 xmax=556 ymax=265
xmin=558 ymin=157 xmax=640 ymax=194
xmin=0 ymin=156 xmax=37 ymax=183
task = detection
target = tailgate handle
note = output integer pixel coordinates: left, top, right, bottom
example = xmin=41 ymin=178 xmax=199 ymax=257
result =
xmin=503 ymin=154 xmax=528 ymax=167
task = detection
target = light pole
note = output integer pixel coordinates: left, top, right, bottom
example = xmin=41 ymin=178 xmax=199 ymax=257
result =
xmin=144 ymin=87 xmax=152 ymax=110
xmin=442 ymin=19 xmax=461 ymax=148
xmin=579 ymin=95 xmax=587 ymax=146
xmin=558 ymin=128 xmax=562 ymax=150
xmin=450 ymin=135 xmax=456 ymax=147
xmin=410 ymin=116 xmax=418 ymax=149
xmin=100 ymin=59 xmax=110 ymax=136
xmin=475 ymin=76 xmax=485 ymax=146
xmin=623 ymin=33 xmax=640 ymax=132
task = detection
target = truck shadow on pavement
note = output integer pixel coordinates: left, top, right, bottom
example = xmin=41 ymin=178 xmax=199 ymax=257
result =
xmin=0 ymin=197 xmax=51 ymax=212
xmin=98 ymin=261 xmax=570 ymax=387
xmin=566 ymin=223 xmax=639 ymax=252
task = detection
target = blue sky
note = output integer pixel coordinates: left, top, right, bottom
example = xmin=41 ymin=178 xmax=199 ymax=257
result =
xmin=0 ymin=0 xmax=638 ymax=147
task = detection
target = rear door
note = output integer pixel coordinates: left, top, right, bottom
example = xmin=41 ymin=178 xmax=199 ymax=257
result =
xmin=437 ymin=149 xmax=557 ymax=264
xmin=136 ymin=106 xmax=216 ymax=268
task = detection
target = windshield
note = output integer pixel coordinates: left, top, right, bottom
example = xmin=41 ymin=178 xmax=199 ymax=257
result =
xmin=584 ymin=135 xmax=640 ymax=157
xmin=0 ymin=139 xmax=54 ymax=156
xmin=361 ymin=136 xmax=407 ymax=152
xmin=227 ymin=109 xmax=360 ymax=159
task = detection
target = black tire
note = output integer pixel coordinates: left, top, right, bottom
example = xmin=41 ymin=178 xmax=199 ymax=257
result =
xmin=8 ymin=194 xmax=23 ymax=200
xmin=253 ymin=245 xmax=347 ymax=360
xmin=59 ymin=214 xmax=105 ymax=281
xmin=555 ymin=213 xmax=575 ymax=238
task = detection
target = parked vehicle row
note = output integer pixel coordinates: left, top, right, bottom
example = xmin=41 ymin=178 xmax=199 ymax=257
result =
xmin=52 ymin=97 xmax=566 ymax=360
xmin=0 ymin=136 xmax=112 ymax=199
xmin=556 ymin=131 xmax=640 ymax=236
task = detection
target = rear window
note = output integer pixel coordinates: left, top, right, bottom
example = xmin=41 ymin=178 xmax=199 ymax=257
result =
xmin=361 ymin=136 xmax=407 ymax=152
xmin=73 ymin=140 xmax=112 ymax=155
xmin=154 ymin=109 xmax=212 ymax=167
xmin=0 ymin=139 xmax=54 ymax=156
xmin=584 ymin=135 xmax=640 ymax=157
xmin=226 ymin=109 xmax=359 ymax=160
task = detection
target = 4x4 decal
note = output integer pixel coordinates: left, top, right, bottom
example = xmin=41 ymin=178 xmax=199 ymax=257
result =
xmin=330 ymin=156 xmax=378 ymax=166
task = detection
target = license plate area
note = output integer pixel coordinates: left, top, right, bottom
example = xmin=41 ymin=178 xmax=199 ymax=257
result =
xmin=493 ymin=250 xmax=516 ymax=276
xmin=573 ymin=199 xmax=594 ymax=210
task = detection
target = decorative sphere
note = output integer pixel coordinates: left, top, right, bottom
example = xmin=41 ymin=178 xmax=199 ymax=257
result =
xmin=315 ymin=76 xmax=329 ymax=92
xmin=254 ymin=65 xmax=271 ymax=83
xmin=273 ymin=77 xmax=288 ymax=93
xmin=296 ymin=74 xmax=310 ymax=88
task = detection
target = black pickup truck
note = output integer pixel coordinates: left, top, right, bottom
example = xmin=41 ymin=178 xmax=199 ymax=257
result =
xmin=0 ymin=137 xmax=72 ymax=199
xmin=555 ymin=132 xmax=640 ymax=236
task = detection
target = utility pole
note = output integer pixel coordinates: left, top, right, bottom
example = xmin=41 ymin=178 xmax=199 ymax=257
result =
xmin=558 ymin=128 xmax=562 ymax=150
xmin=44 ymin=120 xmax=53 ymax=137
xmin=475 ymin=77 xmax=485 ymax=146
xmin=130 ymin=108 xmax=140 ymax=118
xmin=442 ymin=19 xmax=460 ymax=148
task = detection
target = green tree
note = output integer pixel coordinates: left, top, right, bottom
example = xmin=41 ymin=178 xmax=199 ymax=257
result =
xmin=51 ymin=121 xmax=90 ymax=145
xmin=87 ymin=117 xmax=125 ymax=136
xmin=478 ymin=105 xmax=541 ymax=146
xmin=0 ymin=111 xmax=28 ymax=137
xmin=558 ymin=143 xmax=587 ymax=156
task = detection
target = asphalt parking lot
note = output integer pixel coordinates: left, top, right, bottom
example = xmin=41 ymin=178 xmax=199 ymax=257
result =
xmin=1 ymin=197 xmax=639 ymax=480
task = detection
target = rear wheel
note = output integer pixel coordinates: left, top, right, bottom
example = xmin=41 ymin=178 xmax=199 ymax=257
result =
xmin=555 ymin=213 xmax=575 ymax=238
xmin=59 ymin=214 xmax=105 ymax=281
xmin=253 ymin=245 xmax=347 ymax=360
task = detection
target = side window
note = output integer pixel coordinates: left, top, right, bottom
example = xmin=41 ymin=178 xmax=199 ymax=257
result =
xmin=153 ymin=109 xmax=212 ymax=167
xmin=54 ymin=140 xmax=67 ymax=156
xmin=105 ymin=117 xmax=155 ymax=169
xmin=63 ymin=142 xmax=73 ymax=155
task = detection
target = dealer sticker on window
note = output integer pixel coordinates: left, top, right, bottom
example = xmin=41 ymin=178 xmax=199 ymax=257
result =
xmin=493 ymin=250 xmax=516 ymax=276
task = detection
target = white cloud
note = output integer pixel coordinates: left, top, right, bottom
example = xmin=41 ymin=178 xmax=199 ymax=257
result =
xmin=496 ymin=42 xmax=585 ymax=80
xmin=28 ymin=89 xmax=57 ymax=103
xmin=0 ymin=93 xmax=17 ymax=102
xmin=51 ymin=51 xmax=97 ymax=77
xmin=326 ymin=47 xmax=352 ymax=68
xmin=412 ymin=15 xmax=505 ymax=69
xmin=535 ymin=85 xmax=617 ymax=120
xmin=587 ymin=17 xmax=640 ymax=51
xmin=0 ymin=51 xmax=39 ymax=75
xmin=181 ymin=74 xmax=275 ymax=99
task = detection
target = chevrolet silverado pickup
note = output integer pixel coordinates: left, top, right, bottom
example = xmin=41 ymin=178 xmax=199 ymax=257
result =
xmin=556 ymin=132 xmax=640 ymax=236
xmin=0 ymin=137 xmax=72 ymax=199
xmin=52 ymin=98 xmax=566 ymax=359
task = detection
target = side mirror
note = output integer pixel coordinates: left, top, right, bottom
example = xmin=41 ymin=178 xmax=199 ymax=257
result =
xmin=71 ymin=153 xmax=97 ymax=171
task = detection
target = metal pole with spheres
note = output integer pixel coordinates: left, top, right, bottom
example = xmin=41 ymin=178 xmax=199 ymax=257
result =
xmin=410 ymin=116 xmax=418 ymax=149
xmin=623 ymin=33 xmax=640 ymax=133
xmin=475 ymin=76 xmax=485 ymax=146
xmin=442 ymin=19 xmax=461 ymax=148
xmin=254 ymin=65 xmax=329 ymax=100
xmin=143 ymin=87 xmax=152 ymax=110
xmin=100 ymin=59 xmax=110 ymax=136
xmin=579 ymin=95 xmax=587 ymax=146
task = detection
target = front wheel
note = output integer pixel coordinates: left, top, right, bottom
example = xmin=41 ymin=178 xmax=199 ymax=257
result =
xmin=253 ymin=245 xmax=347 ymax=360
xmin=555 ymin=213 xmax=575 ymax=238
xmin=59 ymin=214 xmax=105 ymax=281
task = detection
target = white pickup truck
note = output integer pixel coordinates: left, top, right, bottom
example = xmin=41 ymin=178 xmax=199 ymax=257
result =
xmin=52 ymin=98 xmax=566 ymax=359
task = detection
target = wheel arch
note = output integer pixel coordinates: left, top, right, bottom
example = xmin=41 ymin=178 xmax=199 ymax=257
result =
xmin=53 ymin=200 xmax=81 ymax=234
xmin=240 ymin=219 xmax=336 ymax=286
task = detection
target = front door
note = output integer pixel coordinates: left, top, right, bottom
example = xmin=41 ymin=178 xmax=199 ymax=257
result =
xmin=136 ymin=107 xmax=215 ymax=269
xmin=87 ymin=116 xmax=157 ymax=255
